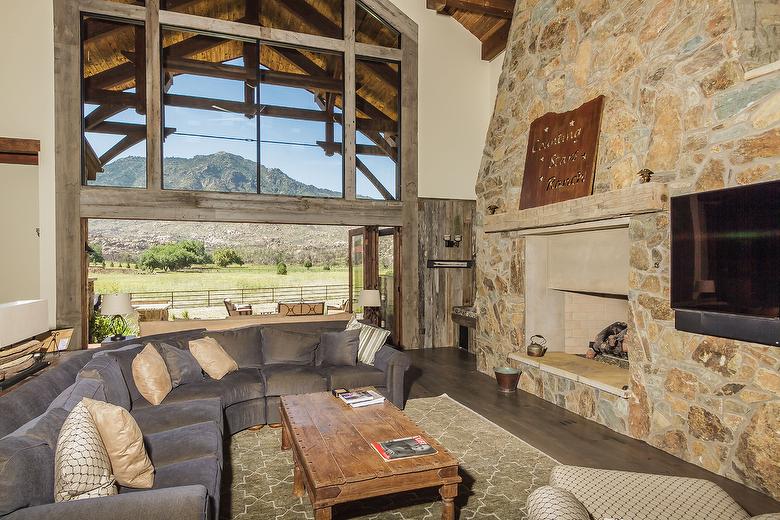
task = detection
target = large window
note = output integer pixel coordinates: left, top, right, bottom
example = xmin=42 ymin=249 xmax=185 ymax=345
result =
xmin=82 ymin=16 xmax=147 ymax=187
xmin=79 ymin=0 xmax=406 ymax=201
xmin=160 ymin=30 xmax=345 ymax=196
xmin=356 ymin=58 xmax=399 ymax=200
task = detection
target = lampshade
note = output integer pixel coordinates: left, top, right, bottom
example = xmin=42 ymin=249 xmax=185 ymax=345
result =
xmin=358 ymin=289 xmax=381 ymax=307
xmin=0 ymin=299 xmax=49 ymax=348
xmin=101 ymin=293 xmax=133 ymax=316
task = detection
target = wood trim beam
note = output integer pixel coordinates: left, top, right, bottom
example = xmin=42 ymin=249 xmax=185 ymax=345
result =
xmin=0 ymin=137 xmax=41 ymax=166
xmin=481 ymin=18 xmax=511 ymax=61
xmin=146 ymin=0 xmax=162 ymax=191
xmin=344 ymin=0 xmax=357 ymax=200
xmin=277 ymin=0 xmax=342 ymax=40
xmin=80 ymin=187 xmax=404 ymax=226
xmin=355 ymin=42 xmax=402 ymax=61
xmin=78 ymin=0 xmax=145 ymax=21
xmin=164 ymin=56 xmax=344 ymax=92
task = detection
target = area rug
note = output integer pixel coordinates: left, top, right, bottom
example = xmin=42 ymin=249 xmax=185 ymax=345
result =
xmin=222 ymin=394 xmax=558 ymax=519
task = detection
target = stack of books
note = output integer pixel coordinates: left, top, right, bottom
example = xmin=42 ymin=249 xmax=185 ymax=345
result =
xmin=336 ymin=389 xmax=385 ymax=408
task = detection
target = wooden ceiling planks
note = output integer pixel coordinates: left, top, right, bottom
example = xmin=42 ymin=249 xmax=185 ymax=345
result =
xmin=425 ymin=0 xmax=515 ymax=60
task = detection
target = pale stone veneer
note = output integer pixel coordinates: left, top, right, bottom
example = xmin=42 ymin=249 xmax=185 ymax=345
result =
xmin=475 ymin=0 xmax=780 ymax=501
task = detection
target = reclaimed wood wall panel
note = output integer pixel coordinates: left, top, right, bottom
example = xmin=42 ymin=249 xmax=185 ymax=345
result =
xmin=418 ymin=198 xmax=475 ymax=348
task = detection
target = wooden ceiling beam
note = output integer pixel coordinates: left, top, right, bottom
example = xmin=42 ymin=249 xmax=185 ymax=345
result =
xmin=277 ymin=0 xmax=342 ymax=40
xmin=356 ymin=157 xmax=395 ymax=200
xmin=427 ymin=0 xmax=514 ymax=60
xmin=0 ymin=137 xmax=41 ymax=166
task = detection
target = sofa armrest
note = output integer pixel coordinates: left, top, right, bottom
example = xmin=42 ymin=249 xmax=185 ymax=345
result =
xmin=526 ymin=486 xmax=590 ymax=520
xmin=372 ymin=345 xmax=411 ymax=409
xmin=5 ymin=485 xmax=209 ymax=520
xmin=751 ymin=515 xmax=780 ymax=519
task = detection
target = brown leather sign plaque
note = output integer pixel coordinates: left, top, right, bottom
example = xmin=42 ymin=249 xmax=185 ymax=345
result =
xmin=519 ymin=95 xmax=605 ymax=210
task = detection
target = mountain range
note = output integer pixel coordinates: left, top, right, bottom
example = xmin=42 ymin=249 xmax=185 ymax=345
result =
xmin=89 ymin=152 xmax=352 ymax=264
xmin=91 ymin=152 xmax=341 ymax=197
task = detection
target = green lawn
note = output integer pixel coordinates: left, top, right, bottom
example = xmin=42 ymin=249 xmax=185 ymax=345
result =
xmin=91 ymin=264 xmax=350 ymax=294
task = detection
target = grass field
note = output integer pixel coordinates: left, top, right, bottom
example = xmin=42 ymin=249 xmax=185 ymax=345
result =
xmin=91 ymin=264 xmax=351 ymax=294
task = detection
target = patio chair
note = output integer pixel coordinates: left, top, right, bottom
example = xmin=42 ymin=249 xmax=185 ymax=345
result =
xmin=224 ymin=298 xmax=252 ymax=317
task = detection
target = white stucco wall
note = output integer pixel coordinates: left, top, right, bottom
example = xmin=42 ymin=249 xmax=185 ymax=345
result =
xmin=0 ymin=0 xmax=56 ymax=326
xmin=0 ymin=0 xmax=501 ymax=325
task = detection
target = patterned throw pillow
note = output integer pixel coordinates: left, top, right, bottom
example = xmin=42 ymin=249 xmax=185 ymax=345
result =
xmin=54 ymin=401 xmax=117 ymax=502
xmin=346 ymin=316 xmax=390 ymax=365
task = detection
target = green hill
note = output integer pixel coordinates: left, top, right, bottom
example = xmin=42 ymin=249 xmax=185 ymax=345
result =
xmin=91 ymin=152 xmax=340 ymax=197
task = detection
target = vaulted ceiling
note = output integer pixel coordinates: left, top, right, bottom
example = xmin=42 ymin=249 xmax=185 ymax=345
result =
xmin=425 ymin=0 xmax=515 ymax=60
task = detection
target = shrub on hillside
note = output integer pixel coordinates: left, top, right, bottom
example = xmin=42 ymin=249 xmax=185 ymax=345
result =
xmin=303 ymin=258 xmax=313 ymax=269
xmin=277 ymin=262 xmax=288 ymax=275
xmin=213 ymin=248 xmax=244 ymax=267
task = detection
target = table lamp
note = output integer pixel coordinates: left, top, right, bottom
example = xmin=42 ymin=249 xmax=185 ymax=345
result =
xmin=358 ymin=289 xmax=381 ymax=327
xmin=101 ymin=293 xmax=133 ymax=341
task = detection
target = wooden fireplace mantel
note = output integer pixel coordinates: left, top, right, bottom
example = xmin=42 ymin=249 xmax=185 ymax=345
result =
xmin=484 ymin=182 xmax=669 ymax=234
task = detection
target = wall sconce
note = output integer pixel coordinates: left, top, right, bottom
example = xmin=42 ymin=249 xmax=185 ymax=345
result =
xmin=443 ymin=234 xmax=462 ymax=248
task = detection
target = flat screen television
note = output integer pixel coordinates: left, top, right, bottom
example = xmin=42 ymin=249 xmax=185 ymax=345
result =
xmin=670 ymin=180 xmax=780 ymax=346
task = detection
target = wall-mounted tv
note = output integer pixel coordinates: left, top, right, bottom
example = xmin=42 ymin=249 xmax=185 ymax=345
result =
xmin=670 ymin=180 xmax=780 ymax=346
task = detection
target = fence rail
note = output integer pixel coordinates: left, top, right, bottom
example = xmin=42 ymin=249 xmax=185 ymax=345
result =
xmin=129 ymin=284 xmax=352 ymax=310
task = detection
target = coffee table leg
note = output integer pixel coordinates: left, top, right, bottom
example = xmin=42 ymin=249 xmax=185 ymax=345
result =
xmin=314 ymin=507 xmax=332 ymax=519
xmin=440 ymin=483 xmax=457 ymax=520
xmin=293 ymin=457 xmax=305 ymax=497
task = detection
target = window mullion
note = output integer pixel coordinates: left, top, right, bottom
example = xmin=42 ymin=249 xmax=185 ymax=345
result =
xmin=344 ymin=0 xmax=357 ymax=200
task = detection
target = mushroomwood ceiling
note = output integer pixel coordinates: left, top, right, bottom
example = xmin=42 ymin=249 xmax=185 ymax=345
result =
xmin=425 ymin=0 xmax=515 ymax=60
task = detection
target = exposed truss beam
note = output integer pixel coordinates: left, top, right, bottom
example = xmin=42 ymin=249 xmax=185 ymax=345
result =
xmin=427 ymin=0 xmax=514 ymax=18
xmin=356 ymin=157 xmax=394 ymax=200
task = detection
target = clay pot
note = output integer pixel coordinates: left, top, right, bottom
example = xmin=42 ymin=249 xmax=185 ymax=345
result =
xmin=494 ymin=367 xmax=521 ymax=393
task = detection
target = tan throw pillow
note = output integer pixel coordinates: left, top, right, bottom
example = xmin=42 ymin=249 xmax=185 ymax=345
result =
xmin=132 ymin=343 xmax=172 ymax=405
xmin=54 ymin=401 xmax=117 ymax=502
xmin=189 ymin=337 xmax=239 ymax=380
xmin=83 ymin=398 xmax=154 ymax=489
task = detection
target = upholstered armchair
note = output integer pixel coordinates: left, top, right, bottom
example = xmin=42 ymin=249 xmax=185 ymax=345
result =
xmin=527 ymin=466 xmax=780 ymax=520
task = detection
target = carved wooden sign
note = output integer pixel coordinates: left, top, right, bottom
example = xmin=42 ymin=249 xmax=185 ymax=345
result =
xmin=519 ymin=95 xmax=605 ymax=210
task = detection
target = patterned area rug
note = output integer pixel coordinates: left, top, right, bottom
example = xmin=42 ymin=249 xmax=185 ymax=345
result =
xmin=222 ymin=394 xmax=558 ymax=520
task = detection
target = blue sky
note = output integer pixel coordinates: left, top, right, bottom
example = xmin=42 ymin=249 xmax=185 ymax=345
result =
xmin=86 ymin=69 xmax=396 ymax=199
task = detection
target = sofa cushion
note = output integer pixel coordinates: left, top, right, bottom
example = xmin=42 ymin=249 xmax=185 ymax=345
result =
xmin=188 ymin=337 xmax=239 ymax=380
xmin=54 ymin=401 xmax=117 ymax=502
xmin=83 ymin=398 xmax=154 ymax=489
xmin=155 ymin=342 xmax=203 ymax=387
xmin=132 ymin=344 xmax=172 ymax=406
xmin=346 ymin=317 xmax=390 ymax=365
xmin=133 ymin=368 xmax=264 ymax=409
xmin=11 ymin=407 xmax=69 ymax=451
xmin=206 ymin=326 xmax=263 ymax=367
xmin=102 ymin=345 xmax=145 ymax=403
xmin=131 ymin=397 xmax=224 ymax=435
xmin=260 ymin=328 xmax=319 ymax=365
xmin=78 ymin=355 xmax=131 ymax=409
xmin=0 ymin=434 xmax=55 ymax=516
xmin=318 ymin=363 xmax=385 ymax=390
xmin=261 ymin=364 xmax=327 ymax=396
xmin=316 ymin=329 xmax=360 ymax=367
xmin=143 ymin=422 xmax=222 ymax=469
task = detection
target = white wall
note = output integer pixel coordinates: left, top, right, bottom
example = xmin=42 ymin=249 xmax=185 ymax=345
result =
xmin=389 ymin=0 xmax=499 ymax=200
xmin=0 ymin=164 xmax=41 ymax=303
xmin=0 ymin=0 xmax=55 ymax=326
xmin=0 ymin=0 xmax=502 ymax=325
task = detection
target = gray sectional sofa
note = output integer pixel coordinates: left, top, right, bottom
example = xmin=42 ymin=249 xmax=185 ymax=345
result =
xmin=0 ymin=321 xmax=410 ymax=520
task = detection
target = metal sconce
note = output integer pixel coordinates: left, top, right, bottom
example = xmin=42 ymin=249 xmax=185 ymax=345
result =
xmin=443 ymin=234 xmax=462 ymax=248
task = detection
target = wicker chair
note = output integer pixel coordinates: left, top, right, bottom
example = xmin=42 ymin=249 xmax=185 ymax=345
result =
xmin=527 ymin=466 xmax=780 ymax=520
xmin=224 ymin=299 xmax=252 ymax=317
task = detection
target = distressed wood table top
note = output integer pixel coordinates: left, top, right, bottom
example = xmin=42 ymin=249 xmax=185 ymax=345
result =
xmin=280 ymin=391 xmax=461 ymax=519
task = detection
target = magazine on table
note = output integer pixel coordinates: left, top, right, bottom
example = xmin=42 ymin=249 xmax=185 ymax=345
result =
xmin=335 ymin=388 xmax=385 ymax=408
xmin=371 ymin=436 xmax=437 ymax=461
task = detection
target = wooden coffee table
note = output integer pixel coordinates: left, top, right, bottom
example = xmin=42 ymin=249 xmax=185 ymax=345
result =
xmin=280 ymin=391 xmax=461 ymax=520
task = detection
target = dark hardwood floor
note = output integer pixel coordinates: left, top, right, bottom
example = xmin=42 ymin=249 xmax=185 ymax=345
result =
xmin=405 ymin=347 xmax=780 ymax=516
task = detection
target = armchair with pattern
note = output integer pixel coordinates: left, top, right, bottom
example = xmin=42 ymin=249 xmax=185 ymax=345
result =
xmin=527 ymin=466 xmax=780 ymax=520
